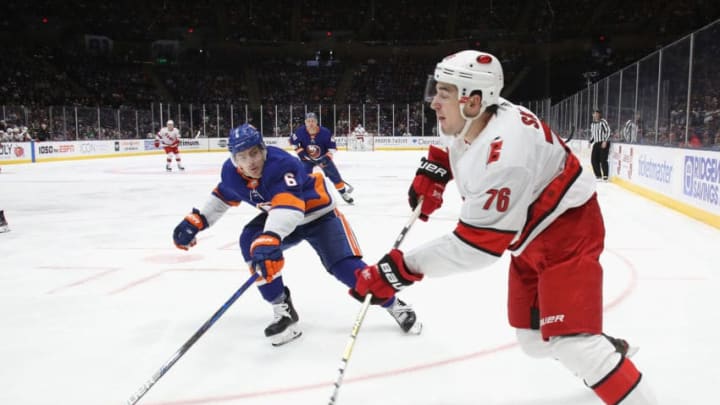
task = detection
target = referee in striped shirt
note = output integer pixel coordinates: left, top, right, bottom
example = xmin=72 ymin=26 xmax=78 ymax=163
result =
xmin=590 ymin=109 xmax=611 ymax=180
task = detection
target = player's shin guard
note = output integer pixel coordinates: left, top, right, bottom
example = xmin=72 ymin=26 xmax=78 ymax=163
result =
xmin=551 ymin=334 xmax=656 ymax=404
xmin=516 ymin=328 xmax=552 ymax=358
xmin=517 ymin=329 xmax=639 ymax=360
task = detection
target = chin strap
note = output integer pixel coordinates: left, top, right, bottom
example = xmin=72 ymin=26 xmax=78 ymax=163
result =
xmin=439 ymin=104 xmax=484 ymax=140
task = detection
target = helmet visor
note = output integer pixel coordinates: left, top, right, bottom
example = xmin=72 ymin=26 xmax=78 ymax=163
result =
xmin=423 ymin=75 xmax=438 ymax=103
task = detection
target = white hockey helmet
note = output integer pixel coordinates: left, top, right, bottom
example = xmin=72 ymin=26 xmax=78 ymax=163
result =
xmin=166 ymin=120 xmax=174 ymax=126
xmin=425 ymin=50 xmax=504 ymax=113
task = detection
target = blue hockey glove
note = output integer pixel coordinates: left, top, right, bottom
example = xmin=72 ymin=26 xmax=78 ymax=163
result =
xmin=250 ymin=232 xmax=284 ymax=282
xmin=173 ymin=208 xmax=208 ymax=250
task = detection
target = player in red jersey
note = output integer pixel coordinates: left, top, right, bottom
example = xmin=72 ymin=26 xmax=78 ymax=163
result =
xmin=351 ymin=50 xmax=657 ymax=405
xmin=155 ymin=120 xmax=184 ymax=172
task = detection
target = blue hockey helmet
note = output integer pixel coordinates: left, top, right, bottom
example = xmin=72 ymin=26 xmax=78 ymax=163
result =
xmin=228 ymin=123 xmax=265 ymax=166
xmin=228 ymin=123 xmax=265 ymax=153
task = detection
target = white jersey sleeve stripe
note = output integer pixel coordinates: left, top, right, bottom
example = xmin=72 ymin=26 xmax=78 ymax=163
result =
xmin=453 ymin=221 xmax=516 ymax=256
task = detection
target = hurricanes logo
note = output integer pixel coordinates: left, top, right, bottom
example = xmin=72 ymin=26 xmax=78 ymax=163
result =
xmin=307 ymin=145 xmax=321 ymax=159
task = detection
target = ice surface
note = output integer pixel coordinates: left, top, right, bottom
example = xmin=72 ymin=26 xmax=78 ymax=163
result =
xmin=0 ymin=151 xmax=718 ymax=404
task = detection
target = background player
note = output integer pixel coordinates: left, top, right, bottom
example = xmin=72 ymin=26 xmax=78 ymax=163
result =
xmin=155 ymin=120 xmax=184 ymax=172
xmin=0 ymin=210 xmax=9 ymax=233
xmin=172 ymin=123 xmax=421 ymax=346
xmin=351 ymin=123 xmax=367 ymax=141
xmin=351 ymin=50 xmax=656 ymax=404
xmin=290 ymin=112 xmax=354 ymax=204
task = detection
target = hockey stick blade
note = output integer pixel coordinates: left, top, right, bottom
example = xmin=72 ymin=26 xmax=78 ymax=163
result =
xmin=126 ymin=273 xmax=259 ymax=405
xmin=328 ymin=202 xmax=423 ymax=405
xmin=563 ymin=126 xmax=576 ymax=143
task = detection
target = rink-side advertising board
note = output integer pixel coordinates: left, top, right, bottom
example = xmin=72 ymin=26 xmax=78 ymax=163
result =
xmin=609 ymin=142 xmax=720 ymax=227
xmin=0 ymin=142 xmax=33 ymax=164
xmin=7 ymin=137 xmax=719 ymax=227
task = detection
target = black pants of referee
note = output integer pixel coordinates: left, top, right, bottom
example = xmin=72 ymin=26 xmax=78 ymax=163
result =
xmin=591 ymin=141 xmax=610 ymax=180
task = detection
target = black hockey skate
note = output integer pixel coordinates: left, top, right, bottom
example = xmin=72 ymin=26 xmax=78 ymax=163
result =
xmin=387 ymin=299 xmax=422 ymax=335
xmin=265 ymin=287 xmax=302 ymax=346
xmin=603 ymin=333 xmax=638 ymax=357
xmin=340 ymin=191 xmax=354 ymax=204
xmin=166 ymin=165 xmax=172 ymax=172
xmin=0 ymin=210 xmax=9 ymax=233
xmin=339 ymin=183 xmax=354 ymax=204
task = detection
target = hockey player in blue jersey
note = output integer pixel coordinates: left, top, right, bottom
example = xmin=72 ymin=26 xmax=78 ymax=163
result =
xmin=290 ymin=112 xmax=355 ymax=204
xmin=172 ymin=123 xmax=421 ymax=346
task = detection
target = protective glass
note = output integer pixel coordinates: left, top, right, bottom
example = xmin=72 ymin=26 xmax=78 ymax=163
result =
xmin=424 ymin=75 xmax=438 ymax=103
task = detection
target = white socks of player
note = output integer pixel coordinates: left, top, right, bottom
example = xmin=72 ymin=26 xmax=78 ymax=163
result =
xmin=550 ymin=334 xmax=656 ymax=404
xmin=265 ymin=287 xmax=302 ymax=346
xmin=516 ymin=329 xmax=656 ymax=404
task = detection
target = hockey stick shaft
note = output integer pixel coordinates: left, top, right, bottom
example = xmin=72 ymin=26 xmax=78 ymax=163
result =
xmin=563 ymin=126 xmax=576 ymax=143
xmin=328 ymin=202 xmax=423 ymax=405
xmin=126 ymin=273 xmax=259 ymax=405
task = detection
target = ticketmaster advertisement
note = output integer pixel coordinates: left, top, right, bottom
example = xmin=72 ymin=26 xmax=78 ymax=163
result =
xmin=611 ymin=143 xmax=720 ymax=216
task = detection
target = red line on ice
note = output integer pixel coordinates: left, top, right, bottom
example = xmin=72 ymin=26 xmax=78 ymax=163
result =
xmin=146 ymin=248 xmax=639 ymax=405
xmin=45 ymin=268 xmax=120 ymax=294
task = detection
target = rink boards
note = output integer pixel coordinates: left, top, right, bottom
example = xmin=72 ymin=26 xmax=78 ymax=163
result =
xmin=2 ymin=136 xmax=719 ymax=227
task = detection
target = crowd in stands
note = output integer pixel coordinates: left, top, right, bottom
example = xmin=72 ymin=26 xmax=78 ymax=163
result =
xmin=2 ymin=1 xmax=719 ymax=148
xmin=160 ymin=67 xmax=249 ymax=105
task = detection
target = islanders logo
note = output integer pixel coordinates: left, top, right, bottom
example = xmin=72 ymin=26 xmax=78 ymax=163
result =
xmin=307 ymin=145 xmax=322 ymax=159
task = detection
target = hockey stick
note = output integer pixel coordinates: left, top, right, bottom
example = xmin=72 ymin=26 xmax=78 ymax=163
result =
xmin=328 ymin=202 xmax=424 ymax=405
xmin=563 ymin=126 xmax=576 ymax=143
xmin=126 ymin=273 xmax=259 ymax=405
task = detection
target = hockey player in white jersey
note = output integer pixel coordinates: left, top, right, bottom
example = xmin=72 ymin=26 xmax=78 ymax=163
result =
xmin=155 ymin=120 xmax=185 ymax=171
xmin=351 ymin=123 xmax=367 ymax=140
xmin=351 ymin=50 xmax=656 ymax=404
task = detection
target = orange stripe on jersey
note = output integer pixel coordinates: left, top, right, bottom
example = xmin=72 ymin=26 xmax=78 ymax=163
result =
xmin=306 ymin=173 xmax=333 ymax=211
xmin=271 ymin=192 xmax=305 ymax=211
xmin=335 ymin=208 xmax=362 ymax=256
xmin=453 ymin=221 xmax=516 ymax=257
xmin=212 ymin=187 xmax=241 ymax=206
